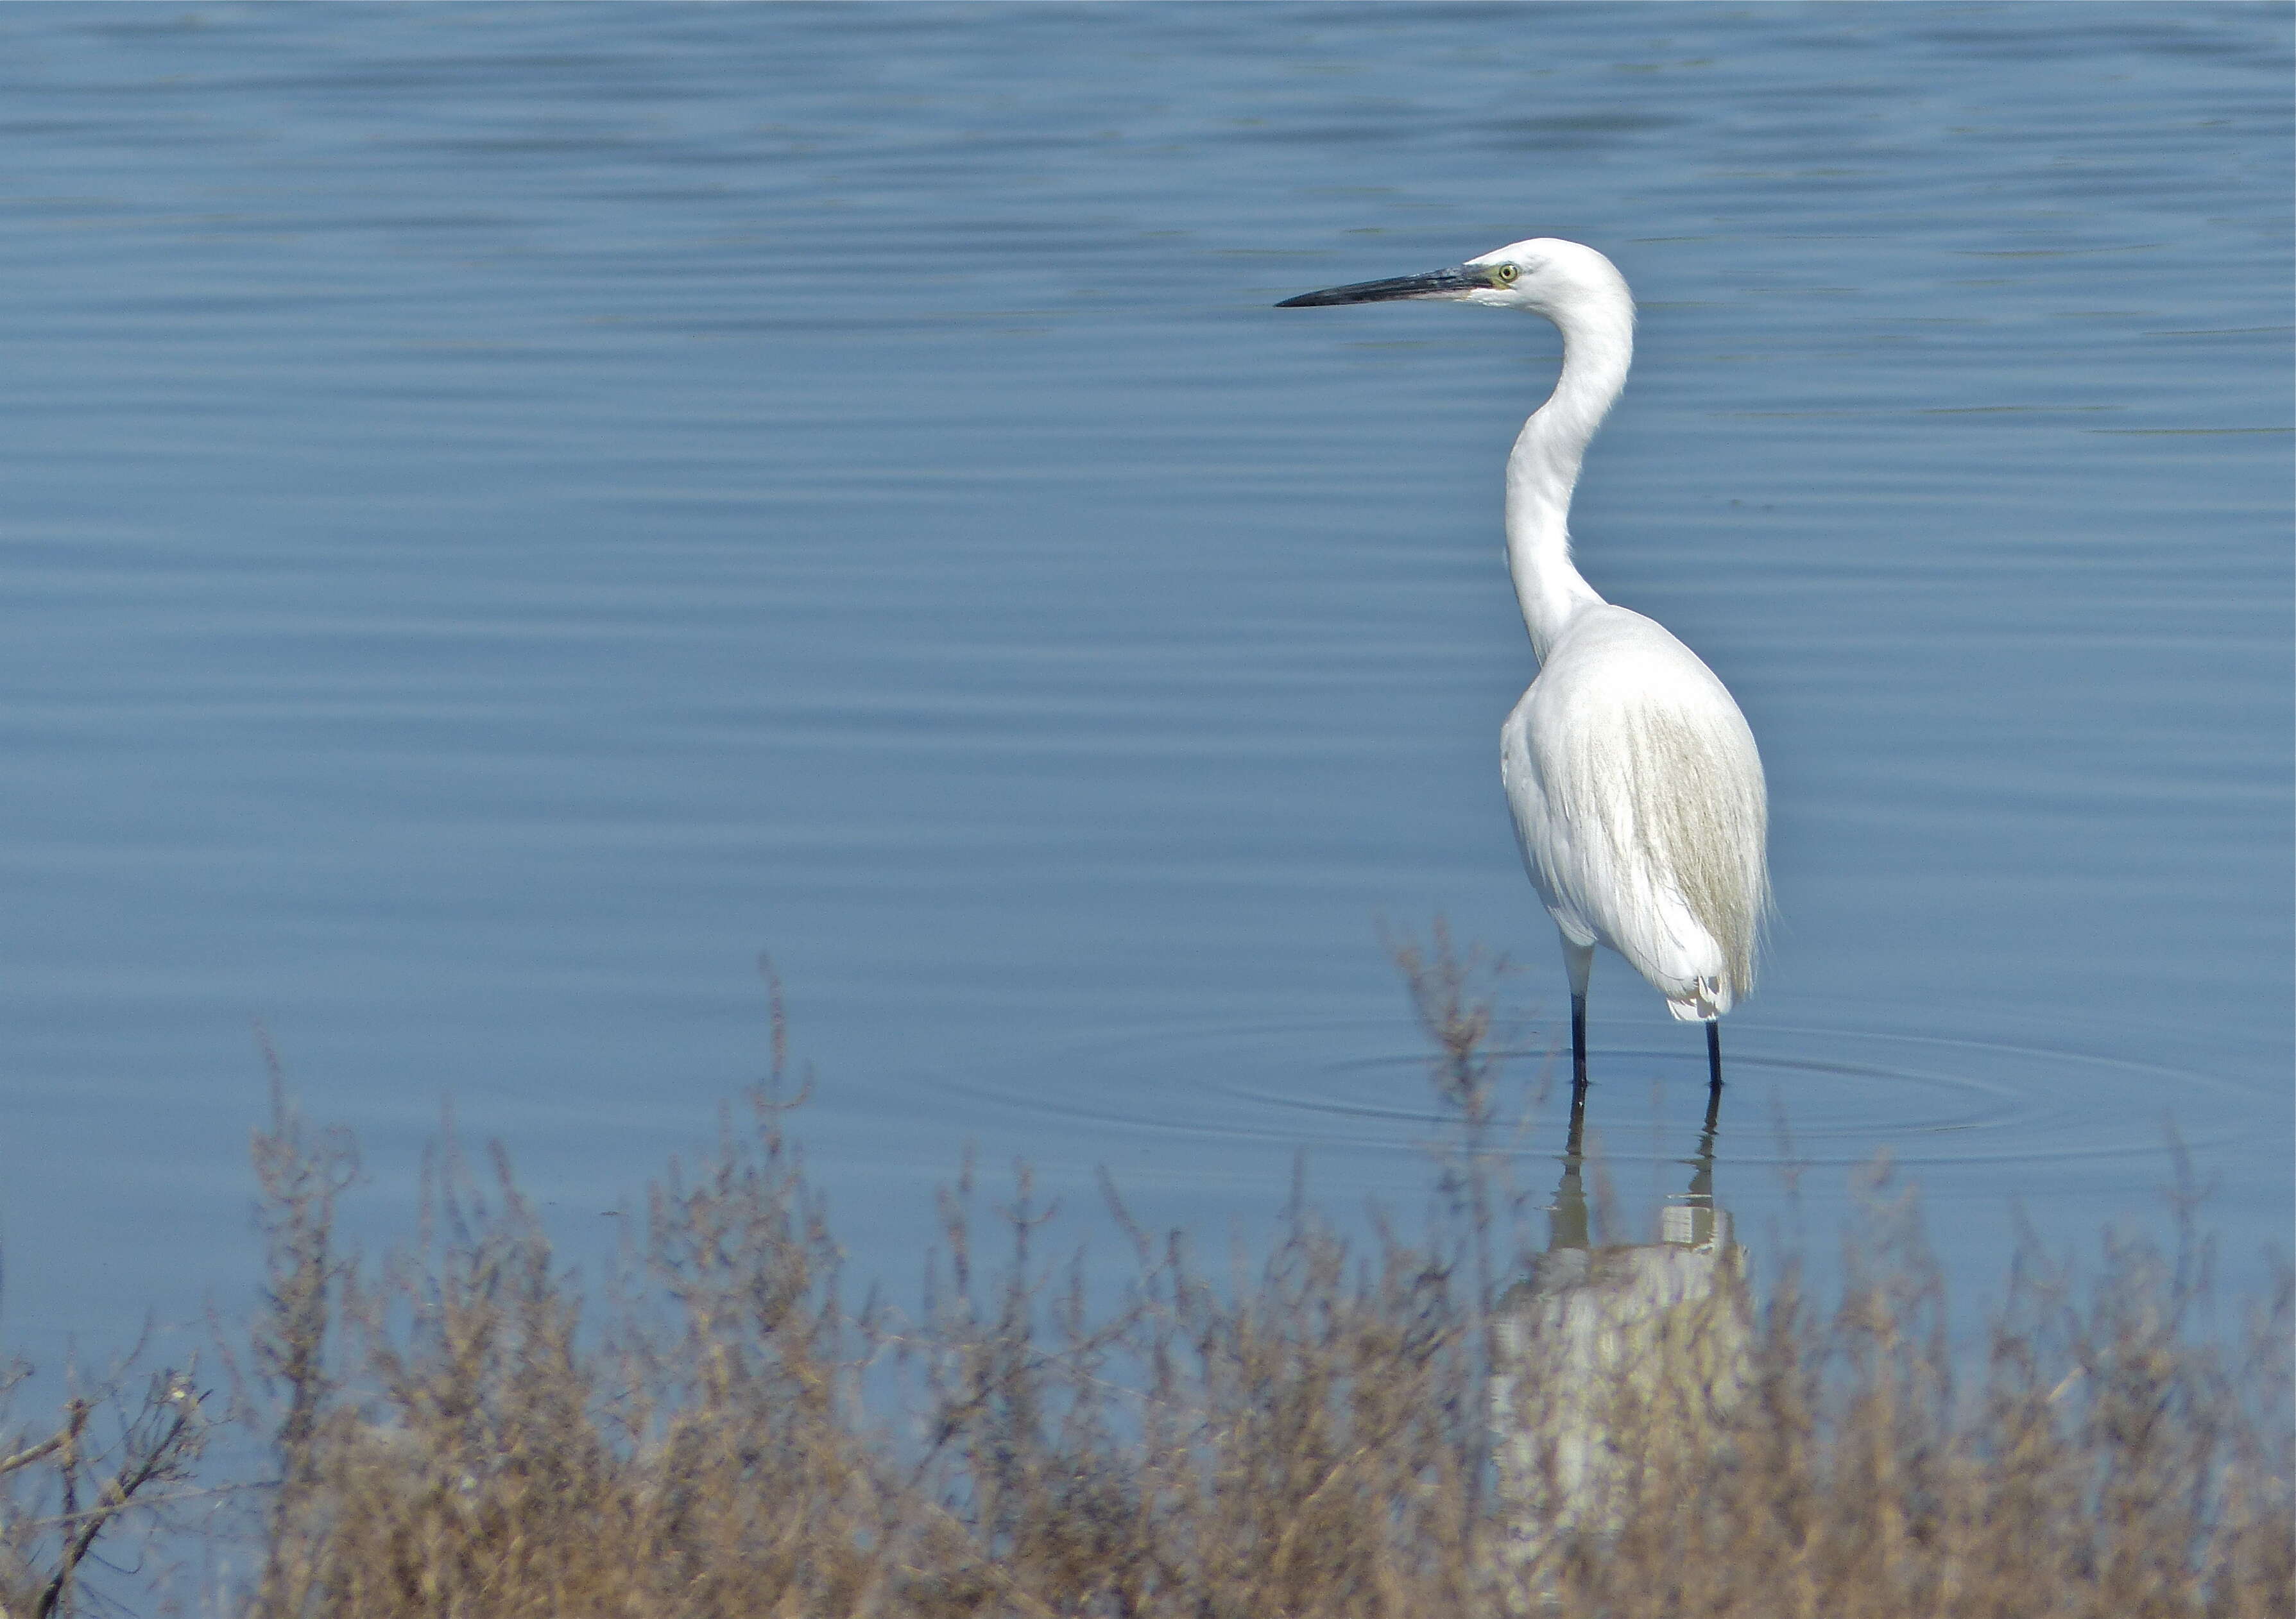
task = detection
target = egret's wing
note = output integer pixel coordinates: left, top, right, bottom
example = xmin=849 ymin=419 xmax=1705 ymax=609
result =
xmin=1502 ymin=608 xmax=1767 ymax=1011
xmin=1501 ymin=705 xmax=1600 ymax=951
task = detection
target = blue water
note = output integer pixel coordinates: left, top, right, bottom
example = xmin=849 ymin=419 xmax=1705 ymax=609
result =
xmin=0 ymin=3 xmax=2286 ymax=1387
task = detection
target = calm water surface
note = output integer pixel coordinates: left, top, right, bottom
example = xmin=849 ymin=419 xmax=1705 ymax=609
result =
xmin=0 ymin=4 xmax=2286 ymax=1373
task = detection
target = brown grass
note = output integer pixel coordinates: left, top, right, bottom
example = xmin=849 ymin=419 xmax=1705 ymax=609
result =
xmin=0 ymin=948 xmax=2286 ymax=1616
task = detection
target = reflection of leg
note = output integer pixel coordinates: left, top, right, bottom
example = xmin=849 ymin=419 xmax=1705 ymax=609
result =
xmin=1566 ymin=1043 xmax=1588 ymax=1152
xmin=1552 ymin=1099 xmax=1589 ymax=1247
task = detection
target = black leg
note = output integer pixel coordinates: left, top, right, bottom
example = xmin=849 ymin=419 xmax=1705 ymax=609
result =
xmin=1704 ymin=1019 xmax=1724 ymax=1113
xmin=1566 ymin=991 xmax=1590 ymax=1138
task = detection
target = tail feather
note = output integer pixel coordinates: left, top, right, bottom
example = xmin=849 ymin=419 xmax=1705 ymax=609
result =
xmin=1666 ymin=977 xmax=1728 ymax=1022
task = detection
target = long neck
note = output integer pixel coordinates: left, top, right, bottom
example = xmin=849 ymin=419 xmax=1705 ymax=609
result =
xmin=1505 ymin=295 xmax=1633 ymax=662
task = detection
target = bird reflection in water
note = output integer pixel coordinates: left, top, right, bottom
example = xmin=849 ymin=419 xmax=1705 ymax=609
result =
xmin=1487 ymin=1086 xmax=1751 ymax=1598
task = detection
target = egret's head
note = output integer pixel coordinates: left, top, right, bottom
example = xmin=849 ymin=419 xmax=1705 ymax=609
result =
xmin=1276 ymin=237 xmax=1631 ymax=323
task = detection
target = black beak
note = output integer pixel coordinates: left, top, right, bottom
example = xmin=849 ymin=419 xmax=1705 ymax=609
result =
xmin=1276 ymin=265 xmax=1477 ymax=307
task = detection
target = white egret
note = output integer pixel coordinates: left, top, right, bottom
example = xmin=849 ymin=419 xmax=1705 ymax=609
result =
xmin=1279 ymin=239 xmax=1769 ymax=1102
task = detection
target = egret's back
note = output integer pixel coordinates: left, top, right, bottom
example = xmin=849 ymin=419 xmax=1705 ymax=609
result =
xmin=1502 ymin=605 xmax=1768 ymax=1018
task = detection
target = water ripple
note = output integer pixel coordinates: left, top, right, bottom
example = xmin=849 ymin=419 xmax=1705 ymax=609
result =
xmin=941 ymin=1019 xmax=2247 ymax=1172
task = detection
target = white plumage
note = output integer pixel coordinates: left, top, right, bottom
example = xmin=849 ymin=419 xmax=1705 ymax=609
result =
xmin=1502 ymin=605 xmax=1765 ymax=1020
xmin=1281 ymin=237 xmax=1770 ymax=1093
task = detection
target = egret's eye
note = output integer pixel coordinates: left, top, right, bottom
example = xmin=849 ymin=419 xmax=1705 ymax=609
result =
xmin=1489 ymin=263 xmax=1520 ymax=286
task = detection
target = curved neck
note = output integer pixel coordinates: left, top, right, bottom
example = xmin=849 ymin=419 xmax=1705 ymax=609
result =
xmin=1505 ymin=296 xmax=1632 ymax=662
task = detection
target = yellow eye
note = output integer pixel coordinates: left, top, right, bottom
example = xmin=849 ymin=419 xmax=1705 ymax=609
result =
xmin=1490 ymin=263 xmax=1519 ymax=285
